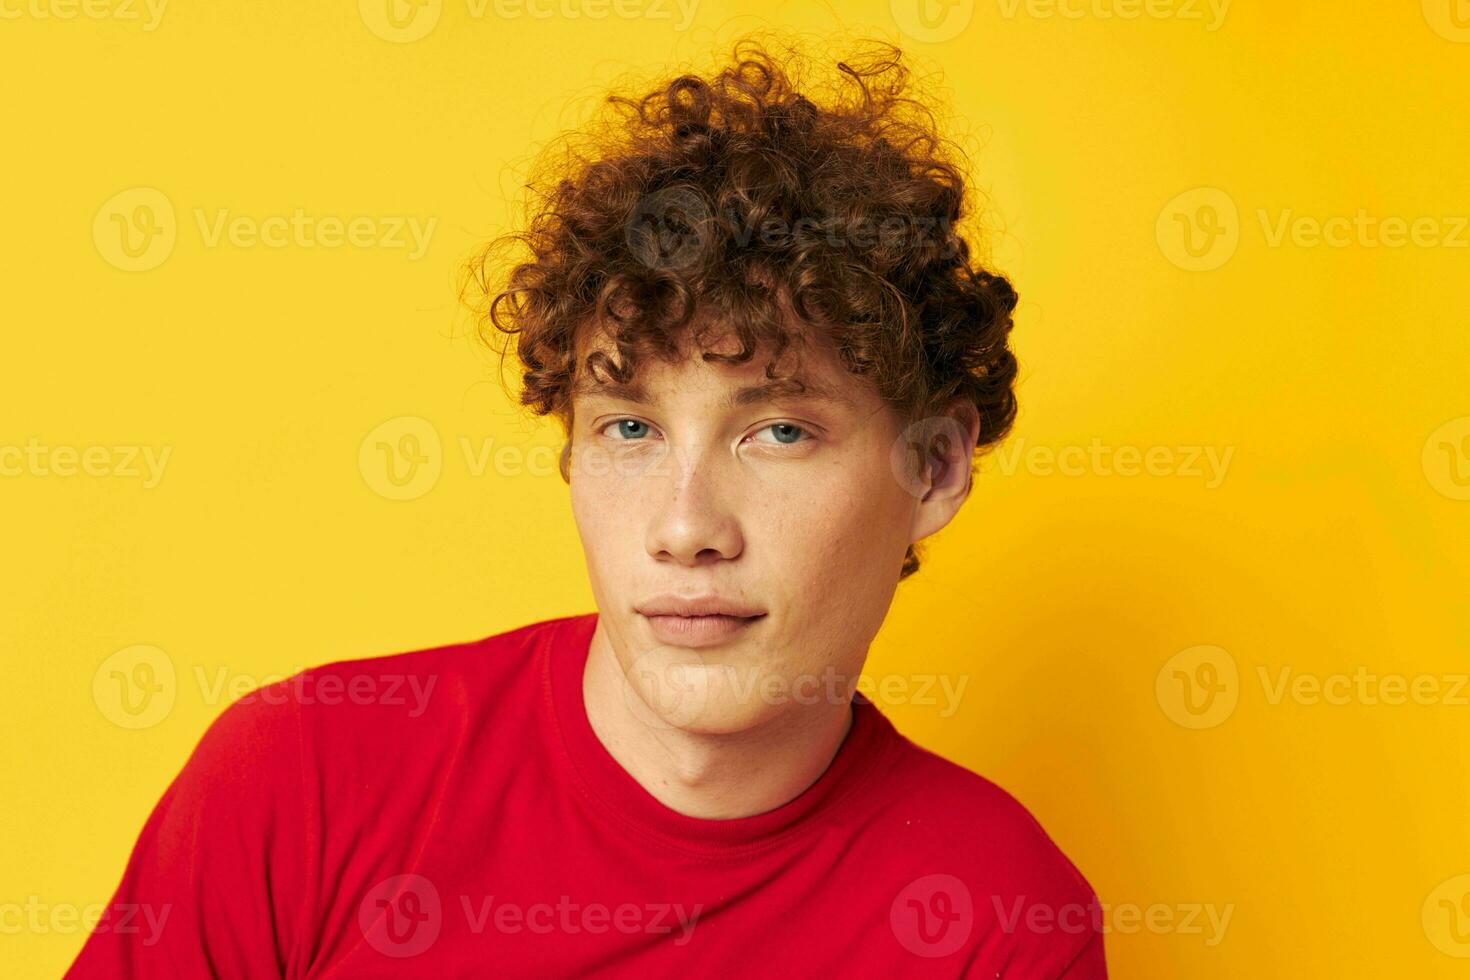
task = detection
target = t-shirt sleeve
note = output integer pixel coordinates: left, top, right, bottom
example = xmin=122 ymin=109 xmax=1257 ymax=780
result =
xmin=958 ymin=915 xmax=1107 ymax=979
xmin=1055 ymin=929 xmax=1108 ymax=979
xmin=65 ymin=682 xmax=311 ymax=979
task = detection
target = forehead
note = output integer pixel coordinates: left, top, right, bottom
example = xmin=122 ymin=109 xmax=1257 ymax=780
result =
xmin=570 ymin=364 xmax=852 ymax=410
xmin=568 ymin=320 xmax=867 ymax=411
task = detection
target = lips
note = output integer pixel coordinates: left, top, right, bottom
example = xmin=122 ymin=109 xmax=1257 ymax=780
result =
xmin=635 ymin=595 xmax=766 ymax=648
xmin=640 ymin=612 xmax=764 ymax=648
xmin=635 ymin=595 xmax=765 ymax=618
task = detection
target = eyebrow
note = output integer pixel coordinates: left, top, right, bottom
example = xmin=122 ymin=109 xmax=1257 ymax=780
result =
xmin=572 ymin=375 xmax=850 ymax=410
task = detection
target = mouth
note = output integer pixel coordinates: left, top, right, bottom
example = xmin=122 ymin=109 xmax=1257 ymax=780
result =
xmin=639 ymin=612 xmax=766 ymax=648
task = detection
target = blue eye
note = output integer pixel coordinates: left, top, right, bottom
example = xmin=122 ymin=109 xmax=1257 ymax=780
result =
xmin=600 ymin=419 xmax=810 ymax=445
xmin=754 ymin=423 xmax=808 ymax=445
xmin=609 ymin=419 xmax=652 ymax=440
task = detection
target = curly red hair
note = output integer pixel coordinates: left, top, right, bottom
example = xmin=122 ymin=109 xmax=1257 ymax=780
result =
xmin=465 ymin=34 xmax=1019 ymax=579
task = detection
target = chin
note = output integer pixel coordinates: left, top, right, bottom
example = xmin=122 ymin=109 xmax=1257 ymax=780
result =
xmin=630 ymin=663 xmax=780 ymax=735
xmin=660 ymin=700 xmax=775 ymax=737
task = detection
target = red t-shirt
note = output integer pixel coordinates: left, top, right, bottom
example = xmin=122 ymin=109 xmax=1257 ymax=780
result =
xmin=68 ymin=612 xmax=1107 ymax=978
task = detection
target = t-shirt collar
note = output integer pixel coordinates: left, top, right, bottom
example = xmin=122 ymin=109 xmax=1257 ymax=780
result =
xmin=542 ymin=611 xmax=894 ymax=856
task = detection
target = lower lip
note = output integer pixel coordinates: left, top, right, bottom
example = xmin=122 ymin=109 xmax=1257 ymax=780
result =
xmin=641 ymin=613 xmax=764 ymax=647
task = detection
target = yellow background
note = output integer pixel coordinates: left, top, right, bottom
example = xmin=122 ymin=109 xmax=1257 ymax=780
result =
xmin=3 ymin=1 xmax=1468 ymax=976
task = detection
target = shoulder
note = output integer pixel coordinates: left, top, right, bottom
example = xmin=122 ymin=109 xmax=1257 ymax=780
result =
xmin=193 ymin=612 xmax=585 ymax=767
xmin=891 ymin=736 xmax=1094 ymax=886
xmin=869 ymin=729 xmax=1105 ymax=972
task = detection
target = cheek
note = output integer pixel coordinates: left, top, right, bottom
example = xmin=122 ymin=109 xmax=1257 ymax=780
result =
xmin=755 ymin=452 xmax=910 ymax=650
xmin=569 ymin=440 xmax=646 ymax=529
xmin=569 ymin=468 xmax=640 ymax=587
xmin=758 ymin=450 xmax=911 ymax=576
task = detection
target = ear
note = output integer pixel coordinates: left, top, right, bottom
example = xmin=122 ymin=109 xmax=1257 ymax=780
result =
xmin=907 ymin=398 xmax=982 ymax=545
xmin=558 ymin=412 xmax=575 ymax=484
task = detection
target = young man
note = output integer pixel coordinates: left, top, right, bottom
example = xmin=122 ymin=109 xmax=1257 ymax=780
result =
xmin=69 ymin=37 xmax=1106 ymax=978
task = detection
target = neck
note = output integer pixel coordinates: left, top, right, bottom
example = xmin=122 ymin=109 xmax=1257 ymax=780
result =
xmin=582 ymin=619 xmax=855 ymax=820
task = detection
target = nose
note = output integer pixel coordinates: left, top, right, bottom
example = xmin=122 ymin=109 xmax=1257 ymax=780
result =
xmin=644 ymin=442 xmax=745 ymax=566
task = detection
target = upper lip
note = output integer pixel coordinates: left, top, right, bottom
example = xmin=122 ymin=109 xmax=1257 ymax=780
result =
xmin=637 ymin=594 xmax=766 ymax=618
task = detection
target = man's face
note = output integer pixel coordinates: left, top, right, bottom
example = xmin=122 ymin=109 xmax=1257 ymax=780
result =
xmin=566 ymin=323 xmax=934 ymax=736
